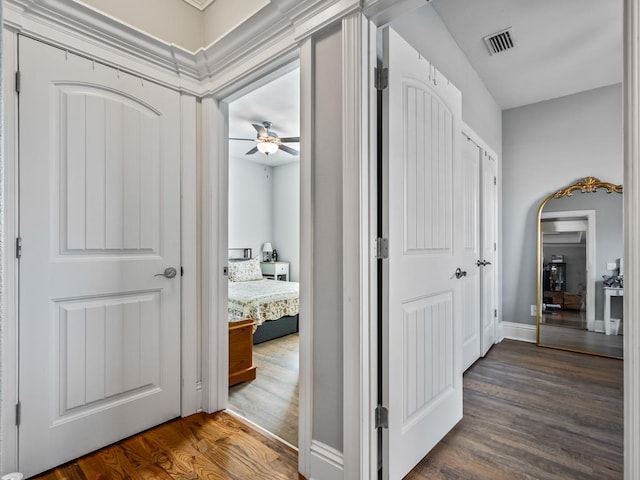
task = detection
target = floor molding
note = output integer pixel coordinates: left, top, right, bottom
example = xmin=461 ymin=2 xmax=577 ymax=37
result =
xmin=501 ymin=321 xmax=536 ymax=343
xmin=309 ymin=440 xmax=344 ymax=480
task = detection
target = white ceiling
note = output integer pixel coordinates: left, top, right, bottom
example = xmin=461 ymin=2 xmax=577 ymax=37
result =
xmin=428 ymin=0 xmax=622 ymax=109
xmin=228 ymin=68 xmax=300 ymax=167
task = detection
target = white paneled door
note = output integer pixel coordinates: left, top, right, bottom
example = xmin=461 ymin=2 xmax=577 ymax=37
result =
xmin=18 ymin=37 xmax=181 ymax=477
xmin=481 ymin=152 xmax=498 ymax=355
xmin=461 ymin=136 xmax=481 ymax=371
xmin=382 ymin=27 xmax=463 ymax=479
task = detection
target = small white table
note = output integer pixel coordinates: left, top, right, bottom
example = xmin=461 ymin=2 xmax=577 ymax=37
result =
xmin=604 ymin=287 xmax=623 ymax=333
xmin=260 ymin=261 xmax=289 ymax=281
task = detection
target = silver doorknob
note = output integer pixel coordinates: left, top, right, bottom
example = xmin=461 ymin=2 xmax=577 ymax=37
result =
xmin=454 ymin=267 xmax=467 ymax=279
xmin=155 ymin=267 xmax=177 ymax=279
xmin=483 ymin=260 xmax=492 ymax=266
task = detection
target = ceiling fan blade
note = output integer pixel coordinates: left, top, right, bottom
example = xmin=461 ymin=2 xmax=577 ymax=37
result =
xmin=279 ymin=144 xmax=299 ymax=156
xmin=229 ymin=137 xmax=256 ymax=141
xmin=252 ymin=123 xmax=267 ymax=137
xmin=245 ymin=146 xmax=259 ymax=155
xmin=278 ymin=136 xmax=300 ymax=143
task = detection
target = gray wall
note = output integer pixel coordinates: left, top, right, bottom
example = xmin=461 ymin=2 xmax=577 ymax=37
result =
xmin=390 ymin=4 xmax=502 ymax=154
xmin=272 ymin=162 xmax=300 ymax=281
xmin=502 ymin=84 xmax=623 ymax=324
xmin=312 ymin=24 xmax=344 ymax=451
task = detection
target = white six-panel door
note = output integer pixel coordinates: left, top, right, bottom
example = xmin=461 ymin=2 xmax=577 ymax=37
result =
xmin=461 ymin=136 xmax=481 ymax=371
xmin=18 ymin=37 xmax=182 ymax=477
xmin=382 ymin=27 xmax=463 ymax=480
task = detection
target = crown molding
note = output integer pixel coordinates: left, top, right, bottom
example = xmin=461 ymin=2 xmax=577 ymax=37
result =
xmin=2 ymin=0 xmax=395 ymax=96
xmin=181 ymin=0 xmax=215 ymax=11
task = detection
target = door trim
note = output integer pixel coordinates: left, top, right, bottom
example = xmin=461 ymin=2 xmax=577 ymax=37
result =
xmin=199 ymin=52 xmax=315 ymax=477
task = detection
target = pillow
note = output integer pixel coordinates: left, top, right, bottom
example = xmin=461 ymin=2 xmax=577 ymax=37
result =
xmin=228 ymin=257 xmax=263 ymax=282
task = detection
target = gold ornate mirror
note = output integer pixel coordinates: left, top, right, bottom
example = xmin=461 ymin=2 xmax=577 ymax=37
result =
xmin=536 ymin=177 xmax=623 ymax=358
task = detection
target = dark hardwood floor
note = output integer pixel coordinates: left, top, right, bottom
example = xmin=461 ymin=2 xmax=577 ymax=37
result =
xmin=34 ymin=339 xmax=622 ymax=480
xmin=228 ymin=333 xmax=299 ymax=447
xmin=406 ymin=339 xmax=623 ymax=479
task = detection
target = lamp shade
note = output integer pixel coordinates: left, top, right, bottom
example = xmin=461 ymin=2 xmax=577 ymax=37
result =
xmin=257 ymin=141 xmax=278 ymax=155
xmin=262 ymin=242 xmax=273 ymax=252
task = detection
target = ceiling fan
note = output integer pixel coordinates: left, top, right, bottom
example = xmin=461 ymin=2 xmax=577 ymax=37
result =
xmin=230 ymin=121 xmax=300 ymax=156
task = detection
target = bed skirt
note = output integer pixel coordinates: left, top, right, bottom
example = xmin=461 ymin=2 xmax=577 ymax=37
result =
xmin=253 ymin=314 xmax=299 ymax=344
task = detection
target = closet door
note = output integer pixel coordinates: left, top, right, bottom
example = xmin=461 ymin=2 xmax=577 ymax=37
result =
xmin=18 ymin=37 xmax=182 ymax=477
xmin=481 ymin=152 xmax=498 ymax=355
xmin=461 ymin=136 xmax=481 ymax=371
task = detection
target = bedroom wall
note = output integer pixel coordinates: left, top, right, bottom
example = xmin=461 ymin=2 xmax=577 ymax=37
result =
xmin=390 ymin=3 xmax=502 ymax=155
xmin=502 ymin=84 xmax=623 ymax=325
xmin=80 ymin=0 xmax=203 ymax=51
xmin=228 ymin=158 xmax=273 ymax=262
xmin=272 ymin=162 xmax=300 ymax=282
xmin=312 ymin=23 xmax=344 ymax=452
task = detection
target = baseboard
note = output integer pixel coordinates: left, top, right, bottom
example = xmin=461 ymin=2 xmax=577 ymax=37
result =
xmin=309 ymin=441 xmax=344 ymax=480
xmin=501 ymin=321 xmax=536 ymax=343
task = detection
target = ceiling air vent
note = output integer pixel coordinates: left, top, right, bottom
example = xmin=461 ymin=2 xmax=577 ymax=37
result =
xmin=483 ymin=27 xmax=515 ymax=55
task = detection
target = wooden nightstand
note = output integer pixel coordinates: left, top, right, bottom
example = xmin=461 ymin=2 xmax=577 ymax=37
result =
xmin=260 ymin=261 xmax=289 ymax=281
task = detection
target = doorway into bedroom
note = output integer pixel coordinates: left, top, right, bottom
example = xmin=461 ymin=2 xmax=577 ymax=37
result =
xmin=226 ymin=66 xmax=301 ymax=448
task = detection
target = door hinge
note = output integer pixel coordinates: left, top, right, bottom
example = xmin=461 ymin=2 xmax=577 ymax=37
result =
xmin=16 ymin=237 xmax=22 ymax=259
xmin=494 ymin=309 xmax=498 ymax=318
xmin=493 ymin=176 xmax=497 ymax=186
xmin=181 ymin=266 xmax=184 ymax=277
xmin=16 ymin=402 xmax=21 ymax=426
xmin=223 ymin=266 xmax=228 ymax=276
xmin=375 ymin=405 xmax=389 ymax=429
xmin=494 ymin=242 xmax=497 ymax=251
xmin=15 ymin=71 xmax=21 ymax=94
xmin=375 ymin=237 xmax=389 ymax=260
xmin=375 ymin=67 xmax=388 ymax=90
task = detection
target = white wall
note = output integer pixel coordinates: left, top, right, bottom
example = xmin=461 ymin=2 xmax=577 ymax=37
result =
xmin=502 ymin=84 xmax=623 ymax=324
xmin=203 ymin=0 xmax=269 ymax=47
xmin=228 ymin=158 xmax=273 ymax=261
xmin=390 ymin=4 xmax=502 ymax=155
xmin=80 ymin=0 xmax=203 ymax=51
xmin=272 ymin=162 xmax=300 ymax=281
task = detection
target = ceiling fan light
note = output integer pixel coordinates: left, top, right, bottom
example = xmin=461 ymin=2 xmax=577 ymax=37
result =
xmin=257 ymin=141 xmax=278 ymax=155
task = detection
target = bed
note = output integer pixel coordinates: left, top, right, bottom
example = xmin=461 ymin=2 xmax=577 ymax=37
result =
xmin=227 ymin=248 xmax=299 ymax=385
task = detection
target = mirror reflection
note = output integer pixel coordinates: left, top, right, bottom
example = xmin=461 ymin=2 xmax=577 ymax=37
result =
xmin=536 ymin=177 xmax=623 ymax=358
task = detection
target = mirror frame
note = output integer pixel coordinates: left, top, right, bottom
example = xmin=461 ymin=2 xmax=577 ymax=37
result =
xmin=536 ymin=176 xmax=623 ymax=354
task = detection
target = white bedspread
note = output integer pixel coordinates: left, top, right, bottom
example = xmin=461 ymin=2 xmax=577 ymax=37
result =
xmin=228 ymin=279 xmax=299 ymax=326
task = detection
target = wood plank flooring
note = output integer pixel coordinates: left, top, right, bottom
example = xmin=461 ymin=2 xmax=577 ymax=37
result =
xmin=406 ymin=339 xmax=623 ymax=479
xmin=33 ymin=411 xmax=299 ymax=480
xmin=228 ymin=333 xmax=299 ymax=447
xmin=33 ymin=339 xmax=622 ymax=480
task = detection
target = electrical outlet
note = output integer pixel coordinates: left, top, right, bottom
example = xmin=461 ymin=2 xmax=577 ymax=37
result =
xmin=530 ymin=305 xmax=536 ymax=316
xmin=607 ymin=262 xmax=617 ymax=270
